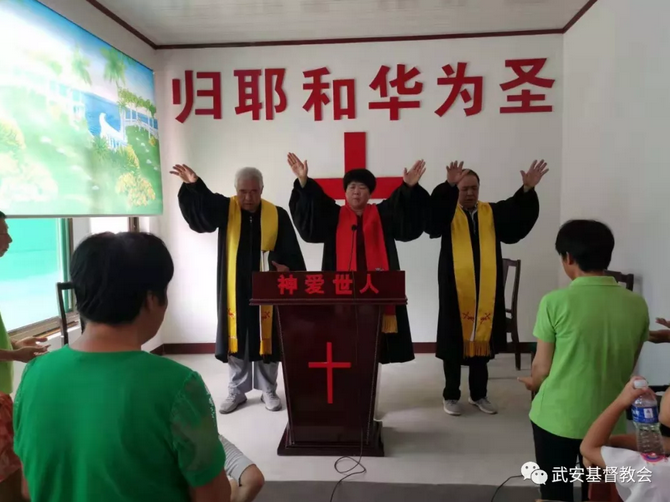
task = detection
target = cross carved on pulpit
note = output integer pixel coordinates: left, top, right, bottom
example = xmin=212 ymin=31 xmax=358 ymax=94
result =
xmin=313 ymin=132 xmax=404 ymax=200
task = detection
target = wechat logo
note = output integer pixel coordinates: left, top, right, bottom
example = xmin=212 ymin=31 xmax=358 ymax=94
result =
xmin=521 ymin=461 xmax=548 ymax=485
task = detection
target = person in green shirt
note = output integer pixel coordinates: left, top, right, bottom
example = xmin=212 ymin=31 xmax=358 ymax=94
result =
xmin=13 ymin=231 xmax=231 ymax=502
xmin=0 ymin=211 xmax=49 ymax=396
xmin=0 ymin=211 xmax=48 ymax=502
xmin=518 ymin=220 xmax=649 ymax=502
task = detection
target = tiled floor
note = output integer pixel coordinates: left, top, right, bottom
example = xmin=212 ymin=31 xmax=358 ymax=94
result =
xmin=166 ymin=352 xmax=538 ymax=488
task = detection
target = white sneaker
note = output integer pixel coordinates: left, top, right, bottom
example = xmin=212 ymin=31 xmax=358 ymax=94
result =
xmin=261 ymin=391 xmax=282 ymax=412
xmin=219 ymin=393 xmax=247 ymax=414
xmin=468 ymin=397 xmax=497 ymax=414
xmin=443 ymin=399 xmax=462 ymax=416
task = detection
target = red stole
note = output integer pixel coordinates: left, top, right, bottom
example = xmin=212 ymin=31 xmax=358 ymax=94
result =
xmin=335 ymin=204 xmax=398 ymax=333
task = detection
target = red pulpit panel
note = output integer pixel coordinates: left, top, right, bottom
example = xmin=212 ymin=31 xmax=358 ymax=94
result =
xmin=251 ymin=271 xmax=406 ymax=457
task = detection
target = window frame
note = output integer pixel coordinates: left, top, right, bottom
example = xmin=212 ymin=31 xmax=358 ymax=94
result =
xmin=7 ymin=217 xmax=139 ymax=340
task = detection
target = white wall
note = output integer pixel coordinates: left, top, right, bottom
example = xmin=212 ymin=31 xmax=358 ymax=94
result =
xmin=157 ymin=36 xmax=564 ymax=345
xmin=562 ymin=0 xmax=670 ymax=384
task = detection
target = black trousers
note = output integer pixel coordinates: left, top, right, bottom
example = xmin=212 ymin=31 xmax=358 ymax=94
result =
xmin=532 ymin=422 xmax=589 ymax=502
xmin=443 ymin=359 xmax=488 ymax=401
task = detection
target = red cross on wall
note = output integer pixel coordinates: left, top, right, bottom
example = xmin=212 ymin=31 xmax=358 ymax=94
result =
xmin=308 ymin=342 xmax=352 ymax=404
xmin=313 ymin=132 xmax=404 ymax=200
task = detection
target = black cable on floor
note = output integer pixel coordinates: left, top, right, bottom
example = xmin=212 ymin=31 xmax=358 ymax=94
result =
xmin=329 ymin=453 xmax=368 ymax=502
xmin=329 ymin=272 xmax=368 ymax=502
xmin=490 ymin=474 xmax=523 ymax=502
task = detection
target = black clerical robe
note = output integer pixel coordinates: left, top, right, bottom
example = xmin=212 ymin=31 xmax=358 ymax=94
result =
xmin=289 ymin=177 xmax=429 ymax=364
xmin=428 ymin=182 xmax=539 ymax=366
xmin=179 ymin=178 xmax=306 ymax=363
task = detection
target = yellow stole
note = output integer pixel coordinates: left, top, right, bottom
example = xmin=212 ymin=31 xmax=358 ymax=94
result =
xmin=451 ymin=203 xmax=497 ymax=358
xmin=226 ymin=197 xmax=278 ymax=356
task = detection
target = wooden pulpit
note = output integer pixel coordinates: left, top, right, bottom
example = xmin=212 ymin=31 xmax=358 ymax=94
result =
xmin=251 ymin=271 xmax=406 ymax=457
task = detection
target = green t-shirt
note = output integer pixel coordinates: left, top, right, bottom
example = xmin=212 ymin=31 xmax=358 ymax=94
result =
xmin=529 ymin=276 xmax=649 ymax=439
xmin=14 ymin=346 xmax=226 ymax=502
xmin=0 ymin=312 xmax=13 ymax=395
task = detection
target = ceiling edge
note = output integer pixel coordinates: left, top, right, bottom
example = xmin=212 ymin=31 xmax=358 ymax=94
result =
xmin=86 ymin=0 xmax=158 ymax=49
xmin=85 ymin=0 xmax=598 ymax=51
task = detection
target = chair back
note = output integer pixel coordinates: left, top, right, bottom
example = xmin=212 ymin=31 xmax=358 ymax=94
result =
xmin=604 ymin=270 xmax=634 ymax=291
xmin=56 ymin=282 xmax=84 ymax=345
xmin=503 ymin=259 xmax=521 ymax=320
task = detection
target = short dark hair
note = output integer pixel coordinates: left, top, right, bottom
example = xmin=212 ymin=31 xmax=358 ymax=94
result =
xmin=71 ymin=232 xmax=174 ymax=325
xmin=0 ymin=211 xmax=5 ymax=219
xmin=555 ymin=220 xmax=615 ymax=272
xmin=343 ymin=169 xmax=376 ymax=193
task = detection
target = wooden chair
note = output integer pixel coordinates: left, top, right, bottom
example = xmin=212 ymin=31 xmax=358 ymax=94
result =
xmin=56 ymin=282 xmax=85 ymax=345
xmin=503 ymin=258 xmax=522 ymax=370
xmin=604 ymin=270 xmax=634 ymax=291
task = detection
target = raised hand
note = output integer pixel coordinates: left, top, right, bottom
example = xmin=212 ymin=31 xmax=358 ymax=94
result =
xmin=657 ymin=317 xmax=670 ymax=329
xmin=272 ymin=261 xmax=290 ymax=273
xmin=446 ymin=161 xmax=468 ymax=186
xmin=170 ymin=164 xmax=199 ymax=184
xmin=287 ymin=153 xmax=308 ymax=187
xmin=521 ymin=160 xmax=549 ymax=190
xmin=403 ymin=160 xmax=426 ymax=187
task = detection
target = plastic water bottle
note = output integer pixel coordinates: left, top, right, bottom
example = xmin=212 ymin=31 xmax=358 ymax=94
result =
xmin=631 ymin=379 xmax=666 ymax=456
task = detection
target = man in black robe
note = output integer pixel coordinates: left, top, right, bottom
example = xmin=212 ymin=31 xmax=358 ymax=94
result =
xmin=287 ymin=153 xmax=429 ymax=364
xmin=172 ymin=164 xmax=305 ymax=414
xmin=428 ymin=160 xmax=546 ymax=416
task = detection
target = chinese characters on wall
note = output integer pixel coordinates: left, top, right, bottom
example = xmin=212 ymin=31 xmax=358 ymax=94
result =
xmin=172 ymin=58 xmax=555 ymax=123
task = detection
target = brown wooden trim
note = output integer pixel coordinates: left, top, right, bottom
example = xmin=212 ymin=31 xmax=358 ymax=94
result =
xmin=85 ymin=0 xmax=597 ymax=50
xmin=160 ymin=342 xmax=432 ymax=355
xmin=162 ymin=343 xmax=216 ymax=355
xmin=501 ymin=341 xmax=534 ymax=354
xmin=562 ymin=0 xmax=599 ymax=33
xmin=128 ymin=217 xmax=140 ymax=232
xmin=85 ymin=0 xmax=158 ymax=49
xmin=153 ymin=341 xmax=535 ymax=356
xmin=413 ymin=342 xmax=436 ymax=354
xmin=8 ymin=312 xmax=79 ymax=340
xmin=416 ymin=342 xmax=534 ymax=355
xmin=155 ymin=28 xmax=563 ymax=50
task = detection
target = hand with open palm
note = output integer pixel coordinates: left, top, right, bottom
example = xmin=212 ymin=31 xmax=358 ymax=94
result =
xmin=446 ymin=161 xmax=469 ymax=186
xmin=403 ymin=160 xmax=426 ymax=187
xmin=170 ymin=164 xmax=199 ymax=184
xmin=287 ymin=153 xmax=308 ymax=187
xmin=12 ymin=337 xmax=49 ymax=363
xmin=521 ymin=160 xmax=549 ymax=191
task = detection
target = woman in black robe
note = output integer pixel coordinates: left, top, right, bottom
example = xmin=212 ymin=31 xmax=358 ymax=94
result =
xmin=287 ymin=153 xmax=429 ymax=364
